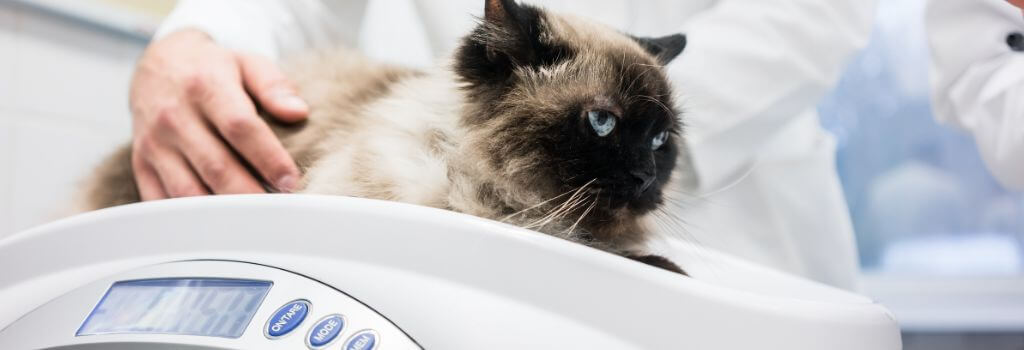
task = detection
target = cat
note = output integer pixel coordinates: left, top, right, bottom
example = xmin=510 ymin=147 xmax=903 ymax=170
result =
xmin=80 ymin=0 xmax=692 ymax=274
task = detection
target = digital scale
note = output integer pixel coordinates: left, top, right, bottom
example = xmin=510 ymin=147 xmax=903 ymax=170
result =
xmin=0 ymin=195 xmax=902 ymax=349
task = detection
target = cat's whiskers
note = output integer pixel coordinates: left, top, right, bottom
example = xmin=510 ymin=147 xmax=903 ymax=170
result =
xmin=524 ymin=196 xmax=581 ymax=232
xmin=564 ymin=190 xmax=600 ymax=236
xmin=527 ymin=191 xmax=589 ymax=231
xmin=499 ymin=183 xmax=585 ymax=223
xmin=630 ymin=62 xmax=661 ymax=69
xmin=651 ymin=207 xmax=723 ymax=277
xmin=630 ymin=95 xmax=675 ymax=117
xmin=622 ymin=63 xmax=656 ymax=98
xmin=652 ymin=208 xmax=698 ymax=244
xmin=538 ymin=195 xmax=591 ymax=237
xmin=524 ymin=179 xmax=595 ymax=231
xmin=662 ymin=187 xmax=728 ymax=210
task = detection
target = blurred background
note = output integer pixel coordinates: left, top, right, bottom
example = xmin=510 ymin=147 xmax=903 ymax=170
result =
xmin=817 ymin=0 xmax=1024 ymax=349
xmin=0 ymin=0 xmax=1021 ymax=348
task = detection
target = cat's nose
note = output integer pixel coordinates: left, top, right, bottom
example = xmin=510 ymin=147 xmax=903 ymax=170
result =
xmin=630 ymin=169 xmax=655 ymax=194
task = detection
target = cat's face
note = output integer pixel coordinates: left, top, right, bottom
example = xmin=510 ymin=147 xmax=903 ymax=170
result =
xmin=456 ymin=0 xmax=686 ymax=223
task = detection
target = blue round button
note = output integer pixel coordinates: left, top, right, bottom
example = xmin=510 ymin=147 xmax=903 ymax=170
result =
xmin=307 ymin=314 xmax=345 ymax=348
xmin=343 ymin=330 xmax=379 ymax=350
xmin=265 ymin=300 xmax=310 ymax=339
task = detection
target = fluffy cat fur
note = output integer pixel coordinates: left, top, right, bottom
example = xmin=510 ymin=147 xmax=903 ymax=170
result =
xmin=80 ymin=0 xmax=692 ymax=274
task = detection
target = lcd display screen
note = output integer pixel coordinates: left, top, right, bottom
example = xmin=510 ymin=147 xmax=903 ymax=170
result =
xmin=77 ymin=278 xmax=272 ymax=338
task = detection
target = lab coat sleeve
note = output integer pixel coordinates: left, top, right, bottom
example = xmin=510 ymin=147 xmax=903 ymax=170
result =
xmin=927 ymin=0 xmax=1024 ymax=190
xmin=669 ymin=0 xmax=876 ymax=191
xmin=154 ymin=0 xmax=368 ymax=61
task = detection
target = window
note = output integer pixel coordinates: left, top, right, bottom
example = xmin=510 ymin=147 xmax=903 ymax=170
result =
xmin=817 ymin=0 xmax=1024 ymax=340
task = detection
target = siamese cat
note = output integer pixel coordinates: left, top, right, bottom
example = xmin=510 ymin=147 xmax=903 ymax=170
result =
xmin=81 ymin=0 xmax=692 ymax=274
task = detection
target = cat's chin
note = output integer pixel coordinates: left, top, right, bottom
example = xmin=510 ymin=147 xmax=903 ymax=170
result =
xmin=594 ymin=198 xmax=657 ymax=218
xmin=594 ymin=187 xmax=662 ymax=213
xmin=626 ymin=196 xmax=665 ymax=216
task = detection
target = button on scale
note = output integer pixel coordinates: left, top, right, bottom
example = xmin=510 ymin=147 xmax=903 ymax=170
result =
xmin=344 ymin=330 xmax=380 ymax=350
xmin=262 ymin=299 xmax=378 ymax=349
xmin=265 ymin=300 xmax=311 ymax=339
xmin=307 ymin=314 xmax=346 ymax=349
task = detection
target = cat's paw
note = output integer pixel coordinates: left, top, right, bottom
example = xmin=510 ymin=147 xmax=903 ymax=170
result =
xmin=626 ymin=254 xmax=687 ymax=276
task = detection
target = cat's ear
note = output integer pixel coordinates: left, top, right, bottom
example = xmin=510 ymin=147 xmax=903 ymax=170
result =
xmin=456 ymin=0 xmax=566 ymax=86
xmin=484 ymin=0 xmax=524 ymax=26
xmin=633 ymin=34 xmax=687 ymax=65
xmin=481 ymin=0 xmax=545 ymax=66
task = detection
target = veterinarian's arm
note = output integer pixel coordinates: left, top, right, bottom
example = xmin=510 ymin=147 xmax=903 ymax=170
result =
xmin=668 ymin=0 xmax=876 ymax=189
xmin=1010 ymin=0 xmax=1024 ymax=15
xmin=156 ymin=0 xmax=368 ymax=60
xmin=927 ymin=0 xmax=1024 ymax=190
xmin=129 ymin=0 xmax=367 ymax=199
xmin=130 ymin=29 xmax=307 ymax=199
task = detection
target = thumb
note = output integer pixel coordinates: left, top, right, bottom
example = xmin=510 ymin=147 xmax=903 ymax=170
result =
xmin=237 ymin=53 xmax=309 ymax=123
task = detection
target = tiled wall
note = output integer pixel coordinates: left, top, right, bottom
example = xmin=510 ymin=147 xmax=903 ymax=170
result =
xmin=0 ymin=2 xmax=143 ymax=238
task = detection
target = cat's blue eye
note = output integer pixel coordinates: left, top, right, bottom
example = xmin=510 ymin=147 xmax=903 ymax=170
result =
xmin=588 ymin=110 xmax=616 ymax=137
xmin=651 ymin=131 xmax=669 ymax=150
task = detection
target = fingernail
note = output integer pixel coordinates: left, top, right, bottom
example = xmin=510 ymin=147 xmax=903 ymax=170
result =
xmin=278 ymin=94 xmax=308 ymax=113
xmin=276 ymin=174 xmax=298 ymax=193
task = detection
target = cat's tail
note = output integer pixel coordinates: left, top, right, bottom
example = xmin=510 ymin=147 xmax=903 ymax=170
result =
xmin=72 ymin=144 xmax=140 ymax=213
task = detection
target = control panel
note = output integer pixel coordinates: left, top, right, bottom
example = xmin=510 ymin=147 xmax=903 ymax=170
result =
xmin=0 ymin=261 xmax=421 ymax=349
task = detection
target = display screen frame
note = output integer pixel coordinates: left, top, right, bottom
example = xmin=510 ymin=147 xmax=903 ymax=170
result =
xmin=76 ymin=278 xmax=273 ymax=339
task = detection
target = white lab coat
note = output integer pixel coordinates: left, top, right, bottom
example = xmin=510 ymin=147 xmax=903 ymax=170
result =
xmin=156 ymin=0 xmax=875 ymax=289
xmin=927 ymin=0 xmax=1024 ymax=190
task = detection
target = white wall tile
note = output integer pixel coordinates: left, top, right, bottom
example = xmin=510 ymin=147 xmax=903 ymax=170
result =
xmin=10 ymin=115 xmax=130 ymax=233
xmin=8 ymin=5 xmax=144 ymax=125
xmin=0 ymin=3 xmax=21 ymax=238
xmin=0 ymin=3 xmax=20 ymax=112
xmin=0 ymin=119 xmax=14 ymax=238
xmin=1 ymin=4 xmax=142 ymax=234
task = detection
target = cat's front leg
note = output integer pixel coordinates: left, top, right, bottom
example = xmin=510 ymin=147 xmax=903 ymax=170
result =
xmin=569 ymin=229 xmax=687 ymax=276
xmin=624 ymin=253 xmax=687 ymax=276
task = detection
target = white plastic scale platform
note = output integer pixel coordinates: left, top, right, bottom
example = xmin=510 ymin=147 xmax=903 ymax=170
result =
xmin=0 ymin=195 xmax=901 ymax=349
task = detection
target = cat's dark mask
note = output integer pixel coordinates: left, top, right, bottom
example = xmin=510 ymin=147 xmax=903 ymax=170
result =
xmin=455 ymin=0 xmax=687 ymax=225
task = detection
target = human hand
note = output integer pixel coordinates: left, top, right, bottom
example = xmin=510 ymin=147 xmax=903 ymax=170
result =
xmin=128 ymin=29 xmax=307 ymax=200
xmin=1009 ymin=0 xmax=1024 ymax=14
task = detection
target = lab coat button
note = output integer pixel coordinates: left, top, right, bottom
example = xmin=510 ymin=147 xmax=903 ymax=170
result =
xmin=265 ymin=299 xmax=311 ymax=339
xmin=343 ymin=330 xmax=379 ymax=350
xmin=306 ymin=314 xmax=346 ymax=349
xmin=1006 ymin=32 xmax=1024 ymax=51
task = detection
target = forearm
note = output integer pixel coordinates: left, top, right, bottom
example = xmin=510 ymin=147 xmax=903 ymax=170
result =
xmin=671 ymin=0 xmax=876 ymax=187
xmin=933 ymin=51 xmax=1024 ymax=190
xmin=156 ymin=0 xmax=368 ymax=61
xmin=928 ymin=0 xmax=1024 ymax=189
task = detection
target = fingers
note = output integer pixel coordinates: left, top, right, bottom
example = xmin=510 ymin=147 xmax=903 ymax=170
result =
xmin=174 ymin=113 xmax=266 ymax=194
xmin=131 ymin=149 xmax=167 ymax=201
xmin=237 ymin=53 xmax=309 ymax=123
xmin=151 ymin=150 xmax=210 ymax=198
xmin=129 ymin=30 xmax=301 ymax=199
xmin=191 ymin=75 xmax=301 ymax=192
xmin=134 ymin=137 xmax=208 ymax=198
